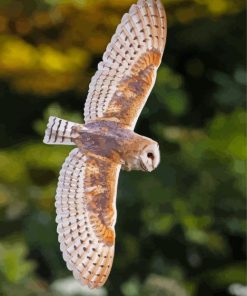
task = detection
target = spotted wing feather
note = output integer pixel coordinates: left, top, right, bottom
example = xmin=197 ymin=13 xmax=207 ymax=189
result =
xmin=56 ymin=148 xmax=120 ymax=288
xmin=84 ymin=0 xmax=167 ymax=130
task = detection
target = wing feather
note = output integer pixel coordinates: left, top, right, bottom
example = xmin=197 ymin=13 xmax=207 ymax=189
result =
xmin=56 ymin=148 xmax=120 ymax=288
xmin=84 ymin=0 xmax=167 ymax=129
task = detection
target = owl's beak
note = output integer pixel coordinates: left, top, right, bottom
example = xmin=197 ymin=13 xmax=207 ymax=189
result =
xmin=140 ymin=158 xmax=148 ymax=172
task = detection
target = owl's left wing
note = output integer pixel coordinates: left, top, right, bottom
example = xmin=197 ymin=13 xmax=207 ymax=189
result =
xmin=84 ymin=0 xmax=167 ymax=130
xmin=55 ymin=148 xmax=120 ymax=288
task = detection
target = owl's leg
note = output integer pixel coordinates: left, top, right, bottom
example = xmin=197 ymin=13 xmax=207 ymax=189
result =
xmin=121 ymin=163 xmax=131 ymax=171
xmin=43 ymin=116 xmax=82 ymax=145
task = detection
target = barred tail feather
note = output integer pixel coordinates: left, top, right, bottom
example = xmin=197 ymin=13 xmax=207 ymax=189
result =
xmin=43 ymin=116 xmax=80 ymax=145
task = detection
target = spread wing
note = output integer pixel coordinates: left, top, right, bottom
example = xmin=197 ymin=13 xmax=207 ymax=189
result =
xmin=55 ymin=148 xmax=120 ymax=288
xmin=84 ymin=0 xmax=167 ymax=130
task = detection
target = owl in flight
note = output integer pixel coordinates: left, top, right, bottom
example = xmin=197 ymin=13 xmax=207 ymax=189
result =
xmin=43 ymin=0 xmax=166 ymax=289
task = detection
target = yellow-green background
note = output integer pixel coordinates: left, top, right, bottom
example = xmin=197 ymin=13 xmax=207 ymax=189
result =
xmin=0 ymin=0 xmax=245 ymax=295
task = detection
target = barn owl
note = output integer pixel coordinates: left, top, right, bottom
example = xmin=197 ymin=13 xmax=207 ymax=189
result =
xmin=43 ymin=0 xmax=166 ymax=289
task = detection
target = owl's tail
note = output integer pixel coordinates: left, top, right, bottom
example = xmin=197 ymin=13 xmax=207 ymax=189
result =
xmin=43 ymin=116 xmax=81 ymax=145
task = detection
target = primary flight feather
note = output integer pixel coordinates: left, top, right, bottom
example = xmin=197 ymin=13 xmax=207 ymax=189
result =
xmin=43 ymin=0 xmax=167 ymax=289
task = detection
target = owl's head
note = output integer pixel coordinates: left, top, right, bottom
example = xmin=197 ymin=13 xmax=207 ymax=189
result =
xmin=121 ymin=136 xmax=160 ymax=172
xmin=139 ymin=142 xmax=160 ymax=172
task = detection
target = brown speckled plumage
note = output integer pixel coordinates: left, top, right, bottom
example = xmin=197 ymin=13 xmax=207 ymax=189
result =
xmin=43 ymin=0 xmax=166 ymax=289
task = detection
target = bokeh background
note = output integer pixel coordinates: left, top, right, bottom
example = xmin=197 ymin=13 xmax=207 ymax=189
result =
xmin=0 ymin=0 xmax=246 ymax=295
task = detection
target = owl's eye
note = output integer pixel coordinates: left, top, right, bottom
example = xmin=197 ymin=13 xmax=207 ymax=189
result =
xmin=147 ymin=152 xmax=154 ymax=160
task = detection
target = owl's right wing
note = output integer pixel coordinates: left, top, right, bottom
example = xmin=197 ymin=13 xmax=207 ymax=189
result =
xmin=84 ymin=0 xmax=166 ymax=130
xmin=55 ymin=148 xmax=120 ymax=288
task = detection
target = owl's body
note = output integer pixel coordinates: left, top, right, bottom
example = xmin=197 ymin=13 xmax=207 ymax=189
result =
xmin=43 ymin=0 xmax=167 ymax=289
xmin=74 ymin=120 xmax=159 ymax=171
xmin=45 ymin=117 xmax=159 ymax=170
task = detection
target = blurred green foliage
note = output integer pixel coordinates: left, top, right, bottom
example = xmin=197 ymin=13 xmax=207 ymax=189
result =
xmin=0 ymin=0 xmax=246 ymax=295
